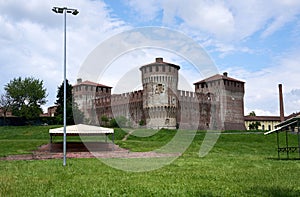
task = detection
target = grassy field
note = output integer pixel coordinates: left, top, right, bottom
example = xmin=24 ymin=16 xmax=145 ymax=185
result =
xmin=0 ymin=126 xmax=55 ymax=157
xmin=0 ymin=126 xmax=299 ymax=196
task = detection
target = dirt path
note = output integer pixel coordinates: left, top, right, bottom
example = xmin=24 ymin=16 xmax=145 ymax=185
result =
xmin=121 ymin=129 xmax=134 ymax=141
xmin=0 ymin=142 xmax=180 ymax=161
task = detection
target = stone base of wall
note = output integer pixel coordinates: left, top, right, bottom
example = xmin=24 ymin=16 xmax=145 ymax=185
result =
xmin=146 ymin=117 xmax=176 ymax=129
xmin=224 ymin=122 xmax=246 ymax=131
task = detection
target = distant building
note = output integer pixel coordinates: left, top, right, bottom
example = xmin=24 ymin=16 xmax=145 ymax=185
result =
xmin=40 ymin=106 xmax=58 ymax=117
xmin=73 ymin=58 xmax=246 ymax=130
xmin=0 ymin=108 xmax=13 ymax=117
xmin=244 ymin=116 xmax=281 ymax=131
xmin=47 ymin=106 xmax=57 ymax=117
xmin=244 ymin=112 xmax=300 ymax=131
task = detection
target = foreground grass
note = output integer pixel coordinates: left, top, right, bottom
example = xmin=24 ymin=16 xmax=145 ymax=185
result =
xmin=0 ymin=126 xmax=300 ymax=196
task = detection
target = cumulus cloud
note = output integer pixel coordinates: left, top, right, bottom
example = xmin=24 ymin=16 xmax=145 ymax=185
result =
xmin=126 ymin=0 xmax=300 ymax=52
xmin=78 ymin=27 xmax=216 ymax=94
xmin=125 ymin=0 xmax=161 ymax=21
xmin=226 ymin=49 xmax=300 ymax=116
xmin=0 ymin=0 xmax=128 ymax=111
xmin=166 ymin=1 xmax=235 ymax=40
xmin=99 ymin=49 xmax=203 ymax=94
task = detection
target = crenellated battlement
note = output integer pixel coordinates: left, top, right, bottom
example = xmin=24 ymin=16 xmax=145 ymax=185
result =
xmin=95 ymin=90 xmax=143 ymax=106
xmin=177 ymin=90 xmax=197 ymax=102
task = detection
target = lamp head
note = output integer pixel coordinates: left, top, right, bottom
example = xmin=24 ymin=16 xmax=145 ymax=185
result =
xmin=72 ymin=9 xmax=79 ymax=15
xmin=52 ymin=7 xmax=64 ymax=14
xmin=52 ymin=7 xmax=58 ymax=13
xmin=52 ymin=7 xmax=78 ymax=15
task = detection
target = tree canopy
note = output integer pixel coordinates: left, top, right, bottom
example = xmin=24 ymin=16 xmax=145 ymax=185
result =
xmin=4 ymin=77 xmax=47 ymax=119
xmin=248 ymin=121 xmax=261 ymax=130
xmin=55 ymin=80 xmax=84 ymax=125
xmin=249 ymin=111 xmax=256 ymax=116
xmin=248 ymin=111 xmax=261 ymax=130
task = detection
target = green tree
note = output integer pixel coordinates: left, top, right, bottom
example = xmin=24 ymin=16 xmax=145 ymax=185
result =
xmin=109 ymin=118 xmax=118 ymax=128
xmin=249 ymin=111 xmax=256 ymax=116
xmin=55 ymin=80 xmax=84 ymax=125
xmin=4 ymin=77 xmax=47 ymax=119
xmin=249 ymin=121 xmax=261 ymax=130
xmin=101 ymin=115 xmax=109 ymax=126
xmin=248 ymin=111 xmax=261 ymax=130
xmin=139 ymin=119 xmax=145 ymax=126
xmin=109 ymin=116 xmax=127 ymax=128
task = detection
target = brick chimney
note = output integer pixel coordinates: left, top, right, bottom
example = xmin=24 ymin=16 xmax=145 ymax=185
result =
xmin=156 ymin=57 xmax=163 ymax=63
xmin=279 ymin=84 xmax=285 ymax=122
xmin=77 ymin=78 xmax=82 ymax=84
xmin=223 ymin=72 xmax=228 ymax=77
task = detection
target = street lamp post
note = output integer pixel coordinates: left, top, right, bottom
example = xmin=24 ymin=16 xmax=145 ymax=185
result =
xmin=52 ymin=7 xmax=79 ymax=166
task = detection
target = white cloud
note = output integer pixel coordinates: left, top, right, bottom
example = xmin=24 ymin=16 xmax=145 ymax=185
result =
xmin=0 ymin=0 xmax=128 ymax=112
xmin=170 ymin=1 xmax=235 ymax=40
xmin=226 ymin=49 xmax=300 ymax=116
xmin=127 ymin=0 xmax=235 ymax=40
xmin=126 ymin=0 xmax=300 ymax=52
xmin=125 ymin=0 xmax=161 ymax=21
xmin=88 ymin=48 xmax=202 ymax=94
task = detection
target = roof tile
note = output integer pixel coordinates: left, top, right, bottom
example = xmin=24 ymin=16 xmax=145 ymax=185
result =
xmin=194 ymin=74 xmax=244 ymax=84
xmin=73 ymin=80 xmax=112 ymax=88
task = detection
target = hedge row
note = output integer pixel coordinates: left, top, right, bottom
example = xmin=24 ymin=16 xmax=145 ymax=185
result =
xmin=0 ymin=117 xmax=57 ymax=126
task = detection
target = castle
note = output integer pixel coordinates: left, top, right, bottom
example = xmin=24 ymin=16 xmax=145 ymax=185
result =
xmin=73 ymin=58 xmax=246 ymax=130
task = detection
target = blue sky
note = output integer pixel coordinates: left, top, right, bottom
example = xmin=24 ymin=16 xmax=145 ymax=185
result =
xmin=0 ymin=0 xmax=300 ymax=116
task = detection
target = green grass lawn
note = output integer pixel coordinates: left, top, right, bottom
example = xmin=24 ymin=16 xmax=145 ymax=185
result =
xmin=0 ymin=126 xmax=299 ymax=196
xmin=0 ymin=125 xmax=57 ymax=157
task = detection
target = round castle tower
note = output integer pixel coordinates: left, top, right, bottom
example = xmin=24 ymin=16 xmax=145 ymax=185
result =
xmin=140 ymin=57 xmax=180 ymax=129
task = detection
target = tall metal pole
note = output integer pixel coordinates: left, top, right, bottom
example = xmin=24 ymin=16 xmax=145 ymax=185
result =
xmin=52 ymin=6 xmax=78 ymax=166
xmin=285 ymin=130 xmax=289 ymax=159
xmin=63 ymin=9 xmax=67 ymax=166
xmin=297 ymin=119 xmax=300 ymax=159
xmin=276 ymin=131 xmax=280 ymax=159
